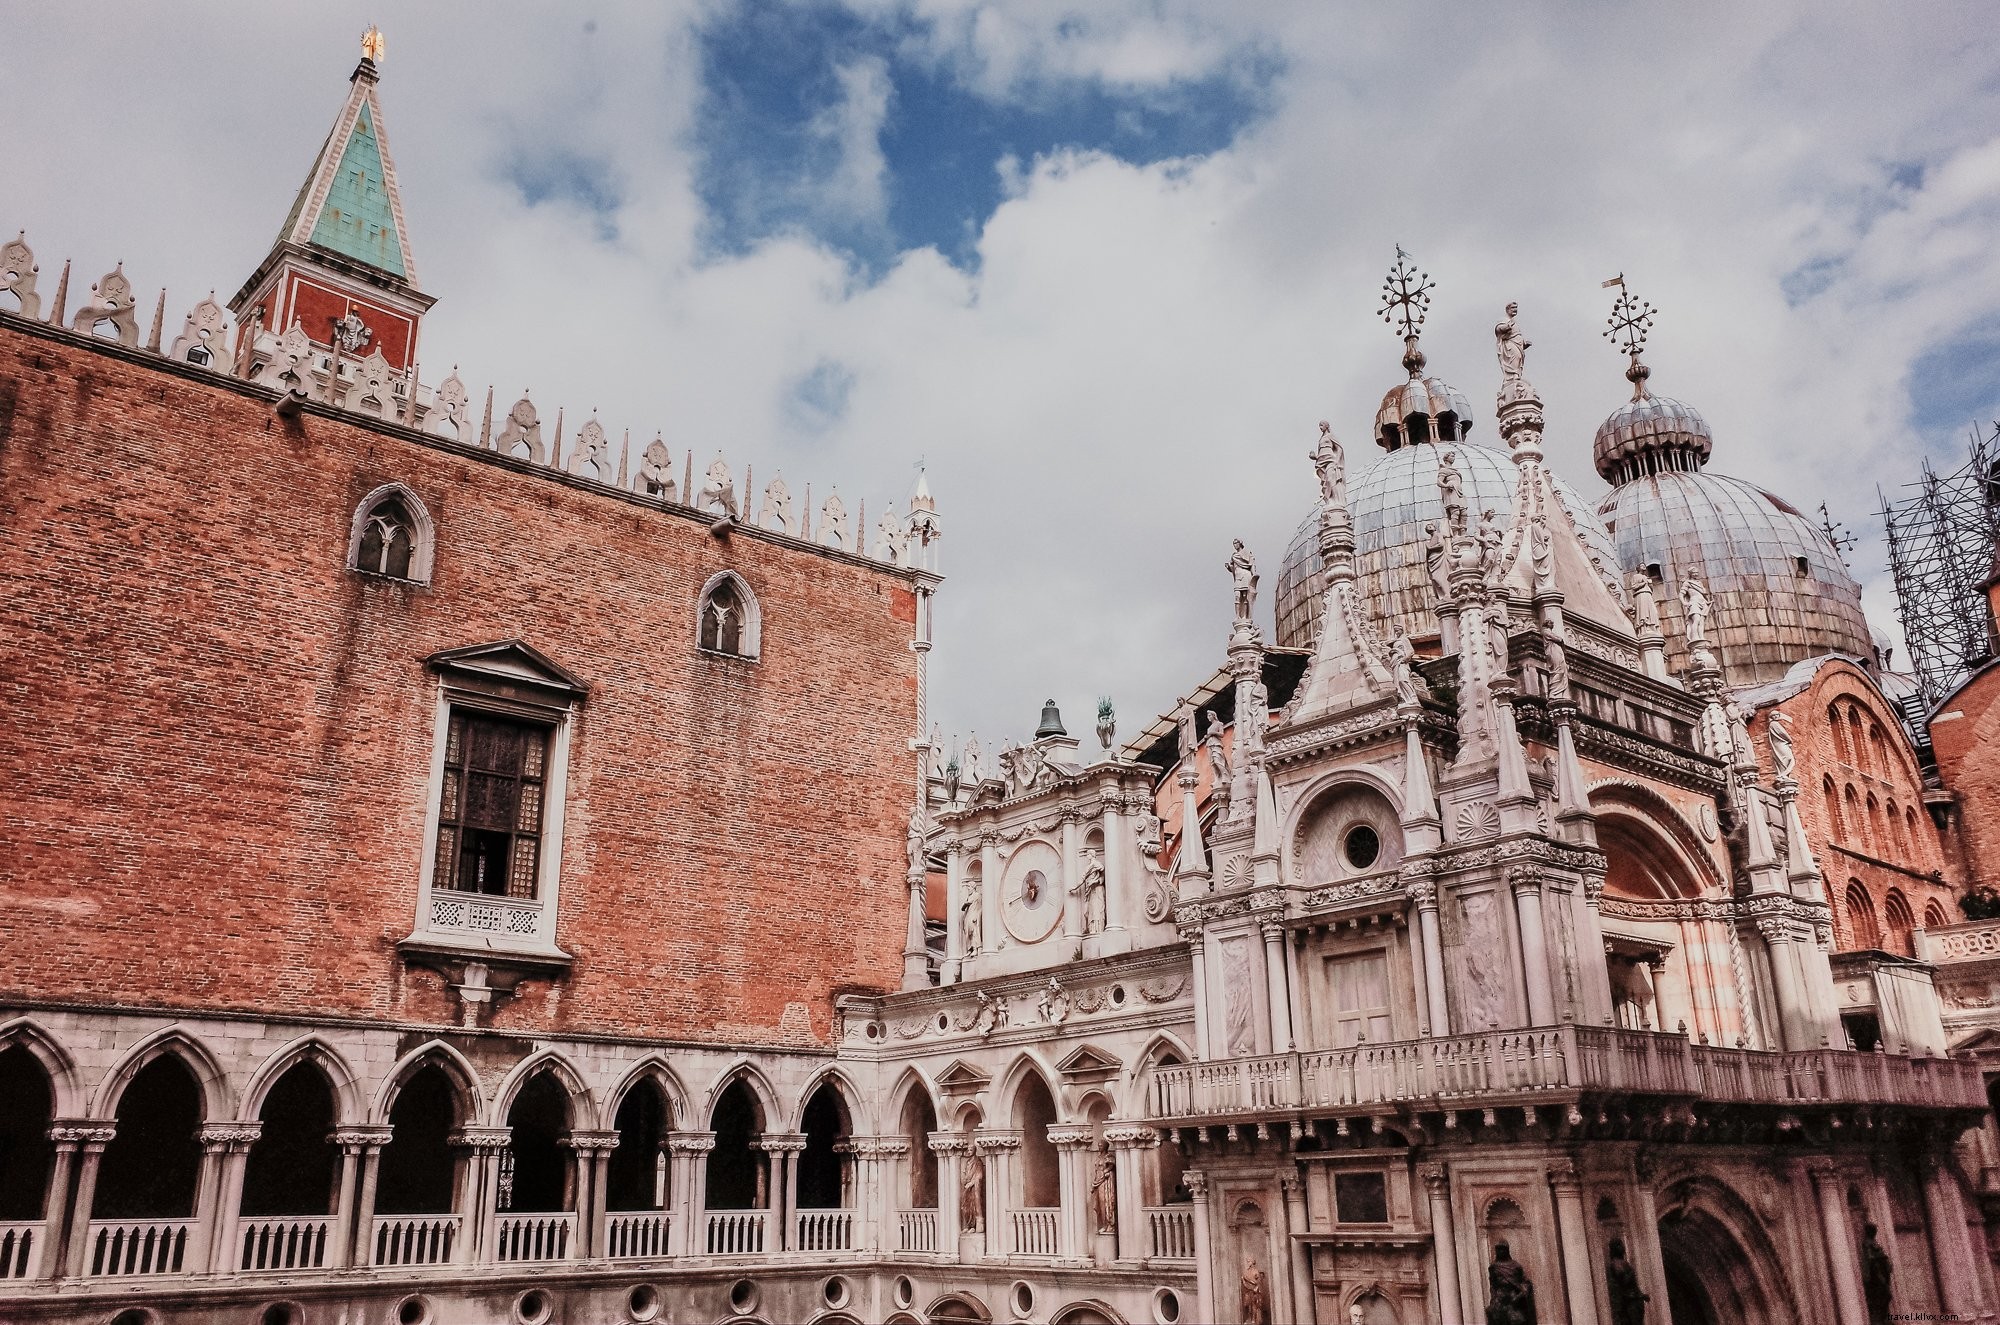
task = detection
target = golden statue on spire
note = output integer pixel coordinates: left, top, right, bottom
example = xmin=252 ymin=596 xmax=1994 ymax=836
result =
xmin=361 ymin=25 xmax=386 ymax=63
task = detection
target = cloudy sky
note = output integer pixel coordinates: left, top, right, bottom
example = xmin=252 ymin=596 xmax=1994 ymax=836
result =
xmin=9 ymin=3 xmax=2000 ymax=749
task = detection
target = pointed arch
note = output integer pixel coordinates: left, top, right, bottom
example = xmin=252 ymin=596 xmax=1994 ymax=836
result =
xmin=701 ymin=1059 xmax=781 ymax=1129
xmin=788 ymin=1064 xmax=869 ymax=1134
xmin=0 ymin=1018 xmax=83 ymax=1118
xmin=695 ymin=569 xmax=762 ymax=660
xmin=90 ymin=1027 xmax=233 ymax=1121
xmin=994 ymin=1053 xmax=1066 ymax=1124
xmin=605 ymin=1055 xmax=690 ymax=1128
xmin=492 ymin=1048 xmax=597 ymax=1132
xmin=346 ymin=481 xmax=436 ymax=584
xmin=370 ymin=1039 xmax=483 ymax=1127
xmin=239 ymin=1034 xmax=363 ymax=1127
xmin=887 ymin=1065 xmax=942 ymax=1124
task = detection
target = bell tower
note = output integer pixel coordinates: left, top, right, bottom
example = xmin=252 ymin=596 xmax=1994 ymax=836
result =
xmin=228 ymin=27 xmax=433 ymax=380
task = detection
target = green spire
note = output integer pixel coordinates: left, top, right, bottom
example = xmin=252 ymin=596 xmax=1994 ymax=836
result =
xmin=307 ymin=104 xmax=406 ymax=277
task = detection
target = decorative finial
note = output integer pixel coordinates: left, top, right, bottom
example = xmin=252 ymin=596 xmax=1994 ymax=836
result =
xmin=1379 ymin=245 xmax=1435 ymax=378
xmin=361 ymin=25 xmax=386 ymax=63
xmin=1601 ymin=273 xmax=1657 ymax=400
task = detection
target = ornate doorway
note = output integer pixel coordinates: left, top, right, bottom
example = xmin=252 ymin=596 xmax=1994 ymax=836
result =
xmin=1655 ymin=1180 xmax=1797 ymax=1325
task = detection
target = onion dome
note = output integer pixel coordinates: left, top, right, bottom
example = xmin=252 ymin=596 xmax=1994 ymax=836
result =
xmin=1594 ymin=393 xmax=1713 ymax=482
xmin=1275 ymin=443 xmax=1618 ymax=649
xmin=1376 ymin=370 xmax=1474 ymax=451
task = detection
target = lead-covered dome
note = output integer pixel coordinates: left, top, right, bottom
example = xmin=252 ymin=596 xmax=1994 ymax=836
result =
xmin=1594 ymin=392 xmax=1713 ymax=482
xmin=1595 ymin=471 xmax=1872 ymax=686
xmin=1275 ymin=442 xmax=1619 ymax=650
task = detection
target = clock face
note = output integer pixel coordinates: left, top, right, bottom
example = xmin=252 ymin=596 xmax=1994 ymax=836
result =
xmin=1001 ymin=844 xmax=1064 ymax=943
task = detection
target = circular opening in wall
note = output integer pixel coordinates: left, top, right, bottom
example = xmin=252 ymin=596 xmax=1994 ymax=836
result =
xmin=936 ymin=1012 xmax=950 ymax=1032
xmin=627 ymin=1284 xmax=661 ymax=1322
xmin=1010 ymin=1281 xmax=1036 ymax=1318
xmin=729 ymin=1279 xmax=760 ymax=1315
xmin=823 ymin=1276 xmax=852 ymax=1309
xmin=1343 ymin=823 xmax=1381 ymax=871
xmin=1109 ymin=984 xmax=1128 ymax=1007
xmin=108 ymin=1312 xmax=158 ymax=1325
xmin=864 ymin=1021 xmax=882 ymax=1040
xmin=395 ymin=1298 xmax=432 ymax=1325
xmin=260 ymin=1304 xmax=303 ymax=1325
xmin=892 ymin=1276 xmax=916 ymax=1309
xmin=514 ymin=1290 xmax=552 ymax=1325
xmin=1154 ymin=1288 xmax=1182 ymax=1324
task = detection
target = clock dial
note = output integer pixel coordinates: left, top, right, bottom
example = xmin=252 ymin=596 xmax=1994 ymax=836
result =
xmin=1001 ymin=847 xmax=1064 ymax=943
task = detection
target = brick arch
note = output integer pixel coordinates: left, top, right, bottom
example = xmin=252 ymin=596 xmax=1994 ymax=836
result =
xmin=1882 ymin=889 xmax=1916 ymax=957
xmin=1845 ymin=881 xmax=1881 ymax=951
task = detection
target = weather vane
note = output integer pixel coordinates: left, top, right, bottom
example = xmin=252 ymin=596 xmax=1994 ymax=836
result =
xmin=361 ymin=25 xmax=386 ymax=64
xmin=1601 ymin=273 xmax=1656 ymax=360
xmin=1378 ymin=245 xmax=1435 ymax=340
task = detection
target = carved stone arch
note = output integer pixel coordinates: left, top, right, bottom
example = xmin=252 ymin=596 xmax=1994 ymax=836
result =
xmin=0 ymin=1017 xmax=84 ymax=1118
xmin=788 ymin=1064 xmax=868 ymax=1134
xmin=1654 ymin=1173 xmax=1801 ymax=1325
xmin=238 ymin=1034 xmax=363 ymax=1127
xmin=492 ymin=1048 xmax=598 ymax=1131
xmin=91 ymin=1026 xmax=235 ymax=1122
xmin=1587 ymin=779 xmax=1724 ymax=899
xmin=1070 ymin=1086 xmax=1118 ymax=1126
xmin=694 ymin=569 xmax=762 ymax=660
xmin=604 ymin=1055 xmax=690 ymax=1129
xmin=994 ymin=1052 xmax=1066 ymax=1124
xmin=927 ymin=1292 xmax=992 ymax=1323
xmin=346 ymin=481 xmax=437 ymax=584
xmin=887 ymin=1064 xmax=942 ymax=1122
xmin=1281 ymin=764 xmax=1407 ymax=883
xmin=1050 ymin=1300 xmax=1127 ymax=1325
xmin=701 ymin=1059 xmax=781 ymax=1130
xmin=370 ymin=1039 xmax=484 ymax=1127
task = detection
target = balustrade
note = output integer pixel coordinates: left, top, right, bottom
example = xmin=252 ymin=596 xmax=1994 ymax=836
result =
xmin=372 ymin=1215 xmax=460 ymax=1267
xmin=494 ymin=1212 xmax=575 ymax=1263
xmin=1009 ymin=1207 xmax=1060 ymax=1257
xmin=897 ymin=1208 xmax=938 ymax=1253
xmin=795 ymin=1207 xmax=854 ymax=1252
xmin=705 ymin=1210 xmax=769 ymax=1256
xmin=605 ymin=1211 xmax=672 ymax=1260
xmin=87 ymin=1219 xmax=192 ymax=1277
xmin=0 ymin=1222 xmax=40 ymax=1279
xmin=238 ymin=1216 xmax=331 ymax=1272
xmin=1144 ymin=1206 xmax=1195 ymax=1260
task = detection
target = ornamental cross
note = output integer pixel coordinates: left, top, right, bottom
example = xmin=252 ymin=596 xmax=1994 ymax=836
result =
xmin=1378 ymin=245 xmax=1435 ymax=340
xmin=1602 ymin=273 xmax=1656 ymax=359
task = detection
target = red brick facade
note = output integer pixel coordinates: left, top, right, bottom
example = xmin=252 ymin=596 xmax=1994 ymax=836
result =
xmin=0 ymin=319 xmax=917 ymax=1044
xmin=1930 ymin=581 xmax=2000 ymax=901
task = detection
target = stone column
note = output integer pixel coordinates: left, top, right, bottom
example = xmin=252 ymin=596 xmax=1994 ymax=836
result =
xmin=1513 ymin=870 xmax=1555 ymax=1027
xmin=1190 ymin=938 xmax=1212 ymax=1058
xmin=1280 ymin=1169 xmax=1316 ymax=1325
xmin=1810 ymin=1161 xmax=1869 ymax=1325
xmin=1628 ymin=1153 xmax=1673 ymax=1322
xmin=450 ymin=1126 xmax=509 ymax=1266
xmin=976 ymin=1131 xmax=1022 ymax=1258
xmin=758 ymin=1132 xmax=807 ymax=1251
xmin=1548 ymin=1158 xmax=1601 ymax=1325
xmin=565 ymin=1129 xmax=619 ymax=1258
xmin=198 ymin=1122 xmax=262 ymax=1274
xmin=1261 ymin=921 xmax=1296 ymax=1051
xmin=668 ymin=1132 xmax=714 ymax=1257
xmin=329 ymin=1126 xmax=389 ymax=1269
xmin=1061 ymin=812 xmax=1084 ymax=943
xmin=1049 ymin=1126 xmax=1095 ymax=1263
xmin=1104 ymin=1126 xmax=1156 ymax=1264
xmin=1187 ymin=1170 xmax=1217 ymax=1325
xmin=1420 ymin=1162 xmax=1465 ymax=1325
xmin=928 ymin=1133 xmax=964 ymax=1258
xmin=944 ymin=844 xmax=966 ymax=983
xmin=50 ymin=1121 xmax=114 ymax=1280
xmin=1920 ymin=1151 xmax=1989 ymax=1322
xmin=1760 ymin=920 xmax=1812 ymax=1052
xmin=1411 ymin=881 xmax=1451 ymax=1036
xmin=1101 ymin=799 xmax=1126 ymax=936
xmin=38 ymin=1131 xmax=79 ymax=1280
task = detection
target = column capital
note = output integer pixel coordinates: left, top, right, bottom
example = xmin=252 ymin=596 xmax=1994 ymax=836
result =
xmin=1047 ymin=1125 xmax=1097 ymax=1150
xmin=668 ymin=1131 xmax=717 ymax=1155
xmin=49 ymin=1119 xmax=118 ymax=1148
xmin=330 ymin=1125 xmax=394 ymax=1151
xmin=1418 ymin=1161 xmax=1450 ymax=1194
xmin=1804 ymin=1157 xmax=1843 ymax=1185
xmin=449 ymin=1125 xmax=513 ymax=1151
xmin=926 ymin=1131 xmax=971 ymax=1155
xmin=1507 ymin=865 xmax=1544 ymax=895
xmin=1185 ymin=1169 xmax=1210 ymax=1202
xmin=1406 ymin=878 xmax=1439 ymax=909
xmin=844 ymin=1134 xmax=912 ymax=1157
xmin=973 ymin=1129 xmax=1023 ymax=1154
xmin=1101 ymin=1125 xmax=1160 ymax=1150
xmin=1259 ymin=919 xmax=1288 ymax=941
xmin=562 ymin=1129 xmax=622 ymax=1153
xmin=755 ymin=1131 xmax=808 ymax=1154
xmin=1279 ymin=1169 xmax=1303 ymax=1199
xmin=1632 ymin=1151 xmax=1657 ymax=1184
xmin=1546 ymin=1157 xmax=1583 ymax=1194
xmin=199 ymin=1121 xmax=265 ymax=1151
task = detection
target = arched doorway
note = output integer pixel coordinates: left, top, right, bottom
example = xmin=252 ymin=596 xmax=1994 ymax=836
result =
xmin=605 ymin=1076 xmax=672 ymax=1244
xmin=373 ymin=1064 xmax=467 ymax=1267
xmin=91 ymin=1055 xmax=206 ymax=1275
xmin=1656 ymin=1180 xmax=1797 ymax=1325
xmin=796 ymin=1080 xmax=855 ymax=1250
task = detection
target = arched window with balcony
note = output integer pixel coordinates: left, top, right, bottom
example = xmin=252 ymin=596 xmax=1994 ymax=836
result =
xmin=796 ymin=1080 xmax=855 ymax=1251
xmin=1011 ymin=1073 xmax=1061 ymax=1256
xmin=373 ymin=1064 xmax=467 ymax=1268
xmin=1846 ymin=882 xmax=1881 ymax=951
xmin=90 ymin=1055 xmax=205 ymax=1276
xmin=0 ymin=1045 xmax=55 ymax=1276
xmin=496 ymin=1071 xmax=576 ymax=1262
xmin=705 ymin=1079 xmax=770 ymax=1254
xmin=605 ymin=1076 xmax=673 ymax=1249
xmin=237 ymin=1061 xmax=339 ymax=1271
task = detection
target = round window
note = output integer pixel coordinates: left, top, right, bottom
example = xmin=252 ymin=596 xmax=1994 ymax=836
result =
xmin=1343 ymin=823 xmax=1381 ymax=870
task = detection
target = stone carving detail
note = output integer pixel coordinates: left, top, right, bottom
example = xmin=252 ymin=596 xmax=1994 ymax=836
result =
xmin=1142 ymin=864 xmax=1174 ymax=924
xmin=1036 ymin=977 xmax=1072 ymax=1024
xmin=1227 ymin=540 xmax=1259 ymax=623
xmin=1454 ymin=800 xmax=1501 ymax=842
xmin=350 ymin=349 xmax=395 ymax=417
xmin=1606 ymin=1238 xmax=1648 ymax=1325
xmin=430 ymin=371 xmax=469 ymax=439
xmin=1304 ymin=873 xmax=1405 ymax=909
xmin=1766 ymin=710 xmax=1795 ymax=782
xmin=959 ymin=872 xmax=982 ymax=955
xmin=959 ymin=1152 xmax=986 ymax=1231
xmin=1458 ymin=891 xmax=1507 ymax=1029
xmin=759 ymin=475 xmax=794 ymax=534
xmin=1240 ymin=1257 xmax=1271 ymax=1325
xmin=72 ymin=264 xmax=139 ymax=345
xmin=820 ymin=491 xmax=850 ymax=549
xmin=635 ymin=436 xmax=675 ymax=499
xmin=273 ymin=324 xmax=314 ymax=393
xmin=568 ymin=418 xmax=612 ymax=481
xmin=1 ymin=232 xmax=42 ymax=319
xmin=1220 ymin=936 xmax=1256 ymax=1055
xmin=874 ymin=503 xmax=905 ymax=563
xmin=1073 ymin=849 xmax=1107 ymax=934
xmin=697 ymin=455 xmax=737 ymax=519
xmin=1486 ymin=1243 xmax=1536 ymax=1325
xmin=495 ymin=397 xmax=545 ymax=463
xmin=1090 ymin=1149 xmax=1118 ymax=1234
xmin=168 ymin=295 xmax=228 ymax=368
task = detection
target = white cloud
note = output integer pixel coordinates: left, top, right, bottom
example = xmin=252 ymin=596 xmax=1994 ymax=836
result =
xmin=810 ymin=54 xmax=895 ymax=224
xmin=5 ymin=1 xmax=2000 ymax=749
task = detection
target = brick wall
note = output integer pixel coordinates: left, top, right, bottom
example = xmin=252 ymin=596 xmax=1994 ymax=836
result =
xmin=0 ymin=321 xmax=917 ymax=1044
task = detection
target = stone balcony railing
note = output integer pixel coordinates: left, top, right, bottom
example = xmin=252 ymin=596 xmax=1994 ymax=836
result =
xmin=1918 ymin=918 xmax=2000 ymax=965
xmin=1148 ymin=1025 xmax=1986 ymax=1122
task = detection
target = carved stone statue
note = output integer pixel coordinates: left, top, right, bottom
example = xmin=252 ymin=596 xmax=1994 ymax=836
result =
xmin=1495 ymin=301 xmax=1531 ymax=385
xmin=1204 ymin=728 xmax=1229 ymax=789
xmin=1767 ymin=710 xmax=1796 ymax=782
xmin=943 ymin=757 xmax=961 ymax=804
xmin=1016 ymin=742 xmax=1047 ymax=792
xmin=1679 ymin=568 xmax=1712 ymax=645
xmin=636 ymin=437 xmax=675 ymax=499
xmin=972 ymin=990 xmax=1006 ymax=1037
xmin=960 ymin=877 xmax=982 ymax=954
xmin=959 ymin=1152 xmax=986 ymax=1231
xmin=1530 ymin=517 xmax=1554 ymax=588
xmin=996 ymin=746 xmax=1018 ymax=794
xmin=1314 ymin=420 xmax=1346 ymax=509
xmin=1862 ymin=1223 xmax=1892 ymax=1325
xmin=1 ymin=233 xmax=43 ymax=320
xmin=1089 ymin=1149 xmax=1117 ymax=1234
xmin=1177 ymin=701 xmax=1199 ymax=762
xmin=1072 ymin=850 xmax=1107 ymax=934
xmin=698 ymin=456 xmax=738 ymax=520
xmin=906 ymin=808 xmax=927 ymax=875
xmin=1240 ymin=1256 xmax=1271 ymax=1325
xmin=1627 ymin=571 xmax=1661 ymax=631
xmin=1437 ymin=450 xmax=1466 ymax=530
xmin=1391 ymin=634 xmax=1427 ymax=707
xmin=1096 ymin=697 xmax=1116 ymax=752
xmin=1486 ymin=1242 xmax=1537 ymax=1325
xmin=1227 ymin=540 xmax=1259 ymax=622
xmin=1036 ymin=977 xmax=1071 ymax=1024
xmin=1424 ymin=521 xmax=1448 ymax=594
xmin=962 ymin=734 xmax=985 ymax=786
xmin=1606 ymin=1238 xmax=1648 ymax=1325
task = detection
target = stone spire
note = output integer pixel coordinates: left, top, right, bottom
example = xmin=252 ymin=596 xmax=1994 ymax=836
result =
xmin=1287 ymin=422 xmax=1394 ymax=722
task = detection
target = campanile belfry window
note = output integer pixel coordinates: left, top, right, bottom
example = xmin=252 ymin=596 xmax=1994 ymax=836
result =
xmin=436 ymin=711 xmax=550 ymax=897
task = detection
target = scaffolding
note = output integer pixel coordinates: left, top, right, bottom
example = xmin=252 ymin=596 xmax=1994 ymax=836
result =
xmin=1880 ymin=423 xmax=2000 ymax=707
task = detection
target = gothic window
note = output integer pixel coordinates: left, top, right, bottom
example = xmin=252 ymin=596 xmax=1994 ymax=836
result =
xmin=696 ymin=572 xmax=760 ymax=660
xmin=1882 ymin=890 xmax=1915 ymax=957
xmin=347 ymin=483 xmax=435 ymax=584
xmin=434 ymin=711 xmax=550 ymax=898
xmin=1846 ymin=882 xmax=1879 ymax=950
xmin=1823 ymin=777 xmax=1844 ymax=842
xmin=1924 ymin=899 xmax=1949 ymax=931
